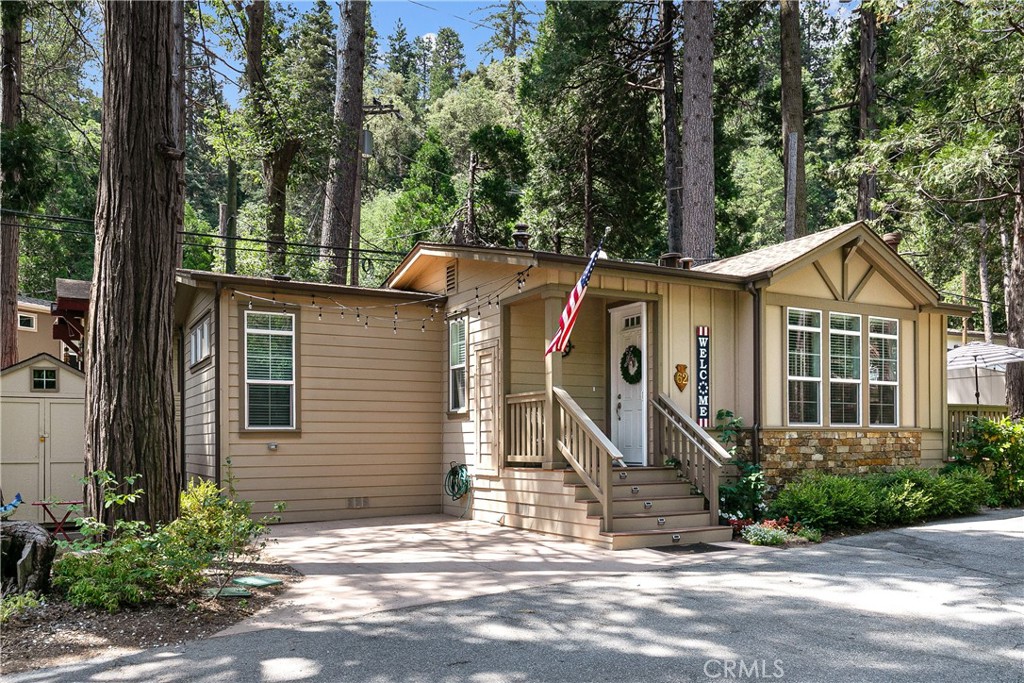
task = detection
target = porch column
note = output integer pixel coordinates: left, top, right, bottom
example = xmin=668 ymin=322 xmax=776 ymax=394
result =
xmin=543 ymin=291 xmax=564 ymax=468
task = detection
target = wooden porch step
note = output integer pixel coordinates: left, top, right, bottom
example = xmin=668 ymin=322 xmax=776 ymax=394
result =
xmin=600 ymin=525 xmax=734 ymax=551
xmin=563 ymin=466 xmax=681 ymax=486
xmin=572 ymin=481 xmax=693 ymax=500
xmin=591 ymin=510 xmax=713 ymax=532
xmin=585 ymin=494 xmax=707 ymax=516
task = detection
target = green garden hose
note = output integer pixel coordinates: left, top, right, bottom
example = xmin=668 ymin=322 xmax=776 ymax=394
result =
xmin=444 ymin=462 xmax=471 ymax=501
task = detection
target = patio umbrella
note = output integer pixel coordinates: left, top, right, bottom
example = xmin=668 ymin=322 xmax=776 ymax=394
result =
xmin=947 ymin=341 xmax=1024 ymax=407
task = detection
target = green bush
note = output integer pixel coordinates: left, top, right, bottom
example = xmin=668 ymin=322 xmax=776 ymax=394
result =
xmin=53 ymin=476 xmax=273 ymax=612
xmin=868 ymin=469 xmax=935 ymax=525
xmin=953 ymin=417 xmax=1024 ymax=506
xmin=719 ymin=460 xmax=767 ymax=523
xmin=769 ymin=473 xmax=877 ymax=532
xmin=924 ymin=469 xmax=991 ymax=517
xmin=0 ymin=592 xmax=42 ymax=624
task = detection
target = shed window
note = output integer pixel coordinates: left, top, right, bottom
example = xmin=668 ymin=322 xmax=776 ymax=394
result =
xmin=32 ymin=368 xmax=57 ymax=391
xmin=18 ymin=313 xmax=36 ymax=331
xmin=829 ymin=313 xmax=861 ymax=426
xmin=189 ymin=316 xmax=211 ymax=367
xmin=868 ymin=317 xmax=899 ymax=426
xmin=449 ymin=317 xmax=467 ymax=412
xmin=787 ymin=308 xmax=821 ymax=425
xmin=245 ymin=311 xmax=295 ymax=429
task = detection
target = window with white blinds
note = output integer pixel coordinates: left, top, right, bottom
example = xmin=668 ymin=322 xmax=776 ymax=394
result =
xmin=868 ymin=317 xmax=899 ymax=426
xmin=245 ymin=311 xmax=295 ymax=429
xmin=829 ymin=313 xmax=861 ymax=426
xmin=787 ymin=308 xmax=822 ymax=425
xmin=449 ymin=317 xmax=467 ymax=412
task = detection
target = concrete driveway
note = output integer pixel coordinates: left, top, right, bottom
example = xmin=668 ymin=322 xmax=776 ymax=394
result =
xmin=8 ymin=509 xmax=1023 ymax=683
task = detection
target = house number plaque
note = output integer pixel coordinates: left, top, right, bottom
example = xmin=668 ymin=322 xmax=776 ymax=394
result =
xmin=696 ymin=326 xmax=711 ymax=427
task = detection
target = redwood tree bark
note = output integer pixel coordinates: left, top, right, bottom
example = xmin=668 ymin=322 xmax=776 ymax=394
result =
xmin=321 ymin=0 xmax=367 ymax=285
xmin=780 ymin=0 xmax=807 ymax=239
xmin=660 ymin=0 xmax=683 ymax=255
xmin=85 ymin=0 xmax=184 ymax=525
xmin=856 ymin=5 xmax=877 ymax=221
xmin=680 ymin=0 xmax=714 ymax=262
xmin=1005 ymin=115 xmax=1024 ymax=418
xmin=0 ymin=2 xmax=24 ymax=369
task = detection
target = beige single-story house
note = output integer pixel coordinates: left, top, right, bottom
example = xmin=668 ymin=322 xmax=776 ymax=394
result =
xmin=16 ymin=296 xmax=62 ymax=362
xmin=173 ymin=221 xmax=970 ymax=549
xmin=0 ymin=353 xmax=86 ymax=523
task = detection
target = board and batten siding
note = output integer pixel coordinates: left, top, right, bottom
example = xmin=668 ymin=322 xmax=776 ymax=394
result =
xmin=183 ymin=290 xmax=217 ymax=483
xmin=222 ymin=289 xmax=445 ymax=523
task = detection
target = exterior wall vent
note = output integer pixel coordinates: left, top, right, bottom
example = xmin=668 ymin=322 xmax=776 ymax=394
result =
xmin=446 ymin=262 xmax=457 ymax=294
xmin=347 ymin=497 xmax=370 ymax=509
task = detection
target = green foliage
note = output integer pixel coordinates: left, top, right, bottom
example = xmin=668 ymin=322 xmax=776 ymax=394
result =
xmin=0 ymin=591 xmax=42 ymax=624
xmin=770 ymin=473 xmax=877 ymax=532
xmin=428 ymin=27 xmax=465 ymax=102
xmin=772 ymin=469 xmax=992 ymax=533
xmin=953 ymin=417 xmax=1024 ymax=506
xmin=719 ymin=460 xmax=767 ymax=524
xmin=53 ymin=475 xmax=274 ymax=612
xmin=795 ymin=526 xmax=823 ymax=543
xmin=391 ymin=129 xmax=457 ymax=250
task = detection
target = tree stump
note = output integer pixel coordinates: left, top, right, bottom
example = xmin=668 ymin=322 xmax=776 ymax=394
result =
xmin=1 ymin=521 xmax=55 ymax=594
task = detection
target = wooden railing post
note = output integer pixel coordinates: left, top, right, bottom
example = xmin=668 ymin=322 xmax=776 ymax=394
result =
xmin=543 ymin=293 xmax=564 ymax=468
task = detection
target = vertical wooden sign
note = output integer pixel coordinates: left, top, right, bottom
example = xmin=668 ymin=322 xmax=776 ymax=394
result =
xmin=696 ymin=326 xmax=711 ymax=427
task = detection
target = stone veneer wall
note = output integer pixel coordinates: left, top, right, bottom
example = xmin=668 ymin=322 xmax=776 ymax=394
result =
xmin=759 ymin=430 xmax=921 ymax=485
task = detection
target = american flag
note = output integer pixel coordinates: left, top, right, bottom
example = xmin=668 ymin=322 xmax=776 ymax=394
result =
xmin=544 ymin=237 xmax=606 ymax=356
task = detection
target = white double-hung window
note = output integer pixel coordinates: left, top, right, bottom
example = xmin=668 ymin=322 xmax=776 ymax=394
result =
xmin=787 ymin=308 xmax=822 ymax=425
xmin=449 ymin=317 xmax=467 ymax=413
xmin=245 ymin=311 xmax=295 ymax=429
xmin=868 ymin=317 xmax=899 ymax=426
xmin=829 ymin=313 xmax=861 ymax=426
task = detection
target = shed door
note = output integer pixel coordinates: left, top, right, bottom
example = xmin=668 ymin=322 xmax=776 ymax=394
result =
xmin=46 ymin=400 xmax=85 ymax=503
xmin=610 ymin=303 xmax=647 ymax=465
xmin=1 ymin=400 xmax=44 ymax=522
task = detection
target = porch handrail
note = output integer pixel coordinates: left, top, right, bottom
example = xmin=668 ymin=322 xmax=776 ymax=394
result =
xmin=553 ymin=386 xmax=619 ymax=533
xmin=948 ymin=403 xmax=1007 ymax=452
xmin=651 ymin=393 xmax=731 ymax=522
xmin=507 ymin=391 xmax=546 ymax=464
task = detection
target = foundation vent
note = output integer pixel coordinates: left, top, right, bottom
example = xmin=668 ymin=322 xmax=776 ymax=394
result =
xmin=347 ymin=497 xmax=370 ymax=509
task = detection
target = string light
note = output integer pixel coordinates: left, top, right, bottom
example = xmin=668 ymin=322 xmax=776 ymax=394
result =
xmin=318 ymin=307 xmax=322 ymax=321
xmin=230 ymin=291 xmax=235 ymax=300
xmin=394 ymin=305 xmax=398 ymax=321
xmin=356 ymin=307 xmax=360 ymax=321
xmin=364 ymin=318 xmax=369 ymax=330
xmin=393 ymin=320 xmax=397 ymax=334
xmin=247 ymin=300 xmax=252 ymax=309
xmin=340 ymin=309 xmax=344 ymax=320
xmin=421 ymin=322 xmax=425 ymax=332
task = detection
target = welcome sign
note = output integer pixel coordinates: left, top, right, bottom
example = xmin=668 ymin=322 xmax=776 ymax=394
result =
xmin=696 ymin=326 xmax=711 ymax=427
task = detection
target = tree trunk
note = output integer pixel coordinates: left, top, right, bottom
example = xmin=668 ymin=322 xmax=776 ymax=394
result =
xmin=0 ymin=2 xmax=24 ymax=369
xmin=85 ymin=0 xmax=184 ymax=526
xmin=660 ymin=0 xmax=683 ymax=255
xmin=978 ymin=209 xmax=993 ymax=342
xmin=322 ymin=0 xmax=367 ymax=285
xmin=680 ymin=0 xmax=715 ymax=262
xmin=856 ymin=5 xmax=877 ymax=221
xmin=467 ymin=151 xmax=478 ymax=243
xmin=780 ymin=0 xmax=807 ymax=239
xmin=583 ymin=129 xmax=595 ymax=255
xmin=1005 ymin=115 xmax=1024 ymax=418
xmin=264 ymin=141 xmax=299 ymax=274
xmin=1 ymin=521 xmax=55 ymax=594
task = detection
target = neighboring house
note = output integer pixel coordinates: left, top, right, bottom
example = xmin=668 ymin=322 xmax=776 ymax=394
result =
xmin=16 ymin=295 xmax=63 ymax=362
xmin=174 ymin=221 xmax=970 ymax=549
xmin=0 ymin=353 xmax=86 ymax=523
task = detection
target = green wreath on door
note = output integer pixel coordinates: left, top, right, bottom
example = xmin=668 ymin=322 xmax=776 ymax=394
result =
xmin=619 ymin=345 xmax=643 ymax=385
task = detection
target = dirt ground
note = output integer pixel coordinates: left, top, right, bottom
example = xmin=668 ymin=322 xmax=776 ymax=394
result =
xmin=0 ymin=561 xmax=301 ymax=676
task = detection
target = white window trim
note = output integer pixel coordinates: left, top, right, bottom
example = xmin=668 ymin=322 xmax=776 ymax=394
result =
xmin=829 ymin=312 xmax=862 ymax=427
xmin=244 ymin=310 xmax=296 ymax=430
xmin=18 ymin=312 xmax=37 ymax=331
xmin=868 ymin=316 xmax=899 ymax=427
xmin=448 ymin=316 xmax=468 ymax=414
xmin=189 ymin=315 xmax=212 ymax=367
xmin=787 ymin=307 xmax=822 ymax=427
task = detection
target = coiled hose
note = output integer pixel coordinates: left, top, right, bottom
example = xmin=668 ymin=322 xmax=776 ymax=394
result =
xmin=444 ymin=461 xmax=471 ymax=501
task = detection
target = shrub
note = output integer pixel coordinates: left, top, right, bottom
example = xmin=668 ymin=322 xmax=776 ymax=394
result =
xmin=925 ymin=469 xmax=991 ymax=517
xmin=868 ymin=470 xmax=935 ymax=526
xmin=953 ymin=417 xmax=1024 ymax=506
xmin=795 ymin=526 xmax=823 ymax=543
xmin=769 ymin=473 xmax=876 ymax=532
xmin=741 ymin=523 xmax=789 ymax=546
xmin=0 ymin=592 xmax=42 ymax=624
xmin=719 ymin=460 xmax=767 ymax=523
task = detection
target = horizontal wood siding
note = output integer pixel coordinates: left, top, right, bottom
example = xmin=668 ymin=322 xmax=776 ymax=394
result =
xmin=225 ymin=289 xmax=445 ymax=522
xmin=183 ymin=290 xmax=216 ymax=482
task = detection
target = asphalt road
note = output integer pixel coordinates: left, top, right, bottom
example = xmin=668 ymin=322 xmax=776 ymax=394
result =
xmin=7 ymin=509 xmax=1022 ymax=683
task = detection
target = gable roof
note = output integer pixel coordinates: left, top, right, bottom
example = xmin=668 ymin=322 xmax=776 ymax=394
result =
xmin=694 ymin=224 xmax=853 ymax=278
xmin=1 ymin=352 xmax=83 ymax=377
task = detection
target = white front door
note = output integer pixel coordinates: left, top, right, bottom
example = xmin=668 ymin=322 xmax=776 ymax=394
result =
xmin=610 ymin=303 xmax=647 ymax=465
